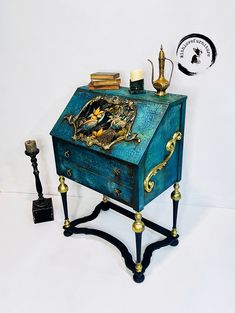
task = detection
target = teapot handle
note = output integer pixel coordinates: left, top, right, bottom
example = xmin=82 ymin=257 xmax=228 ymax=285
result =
xmin=165 ymin=58 xmax=174 ymax=84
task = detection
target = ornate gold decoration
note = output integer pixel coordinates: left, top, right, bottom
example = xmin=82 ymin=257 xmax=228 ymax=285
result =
xmin=132 ymin=213 xmax=145 ymax=233
xmin=64 ymin=150 xmax=70 ymax=158
xmin=135 ymin=262 xmax=143 ymax=273
xmin=58 ymin=176 xmax=68 ymax=193
xmin=64 ymin=95 xmax=140 ymax=150
xmin=171 ymin=228 xmax=177 ymax=237
xmin=64 ymin=218 xmax=70 ymax=228
xmin=113 ymin=168 xmax=121 ymax=177
xmin=66 ymin=169 xmax=72 ymax=177
xmin=144 ymin=131 xmax=182 ymax=193
xmin=148 ymin=45 xmax=174 ymax=96
xmin=103 ymin=195 xmax=108 ymax=203
xmin=171 ymin=183 xmax=181 ymax=201
xmin=114 ymin=188 xmax=121 ymax=197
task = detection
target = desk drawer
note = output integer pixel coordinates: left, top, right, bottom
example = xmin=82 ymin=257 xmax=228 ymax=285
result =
xmin=57 ymin=159 xmax=135 ymax=206
xmin=53 ymin=139 xmax=135 ymax=188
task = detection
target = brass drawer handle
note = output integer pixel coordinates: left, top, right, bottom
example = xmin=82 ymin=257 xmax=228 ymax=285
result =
xmin=64 ymin=150 xmax=71 ymax=158
xmin=113 ymin=168 xmax=121 ymax=177
xmin=144 ymin=131 xmax=182 ymax=193
xmin=114 ymin=188 xmax=121 ymax=197
xmin=66 ymin=169 xmax=72 ymax=177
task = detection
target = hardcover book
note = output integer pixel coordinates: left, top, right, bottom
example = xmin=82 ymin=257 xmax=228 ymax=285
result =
xmin=90 ymin=72 xmax=120 ymax=80
xmin=90 ymin=79 xmax=121 ymax=87
xmin=88 ymin=83 xmax=120 ymax=90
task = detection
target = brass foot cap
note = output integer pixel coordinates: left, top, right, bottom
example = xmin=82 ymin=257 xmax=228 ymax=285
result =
xmin=171 ymin=228 xmax=177 ymax=237
xmin=102 ymin=195 xmax=108 ymax=203
xmin=64 ymin=218 xmax=70 ymax=228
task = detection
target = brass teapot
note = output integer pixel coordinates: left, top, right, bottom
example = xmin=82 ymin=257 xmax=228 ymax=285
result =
xmin=148 ymin=45 xmax=174 ymax=96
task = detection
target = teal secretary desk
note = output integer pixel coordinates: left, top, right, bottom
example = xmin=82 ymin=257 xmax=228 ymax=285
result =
xmin=50 ymin=86 xmax=187 ymax=282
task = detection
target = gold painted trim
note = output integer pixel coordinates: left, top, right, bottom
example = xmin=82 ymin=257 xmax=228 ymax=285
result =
xmin=171 ymin=183 xmax=181 ymax=201
xmin=132 ymin=213 xmax=145 ymax=233
xmin=171 ymin=228 xmax=177 ymax=237
xmin=64 ymin=218 xmax=70 ymax=228
xmin=58 ymin=176 xmax=68 ymax=193
xmin=135 ymin=262 xmax=143 ymax=273
xmin=64 ymin=95 xmax=140 ymax=150
xmin=144 ymin=131 xmax=182 ymax=193
xmin=103 ymin=195 xmax=108 ymax=203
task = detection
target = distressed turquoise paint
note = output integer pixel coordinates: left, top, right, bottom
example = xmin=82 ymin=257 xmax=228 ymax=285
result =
xmin=54 ymin=142 xmax=135 ymax=207
xmin=78 ymin=86 xmax=186 ymax=105
xmin=177 ymin=98 xmax=187 ymax=181
xmin=143 ymin=103 xmax=182 ymax=205
xmin=50 ymin=86 xmax=185 ymax=165
xmin=51 ymin=86 xmax=187 ymax=211
xmin=53 ymin=138 xmax=134 ymax=187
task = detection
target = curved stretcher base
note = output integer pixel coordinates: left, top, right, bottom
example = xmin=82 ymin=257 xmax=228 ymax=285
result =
xmin=63 ymin=201 xmax=179 ymax=283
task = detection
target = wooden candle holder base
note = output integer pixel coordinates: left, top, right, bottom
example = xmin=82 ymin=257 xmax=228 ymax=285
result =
xmin=32 ymin=198 xmax=54 ymax=224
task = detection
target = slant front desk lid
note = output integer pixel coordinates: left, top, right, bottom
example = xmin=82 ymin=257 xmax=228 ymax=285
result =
xmin=50 ymin=86 xmax=186 ymax=165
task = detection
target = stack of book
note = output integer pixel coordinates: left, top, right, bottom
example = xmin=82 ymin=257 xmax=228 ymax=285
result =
xmin=88 ymin=72 xmax=121 ymax=90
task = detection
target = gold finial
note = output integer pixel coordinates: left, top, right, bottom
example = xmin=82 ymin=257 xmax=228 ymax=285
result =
xmin=135 ymin=262 xmax=143 ymax=273
xmin=103 ymin=195 xmax=108 ymax=203
xmin=132 ymin=213 xmax=145 ymax=233
xmin=58 ymin=176 xmax=68 ymax=194
xmin=171 ymin=183 xmax=181 ymax=201
xmin=64 ymin=218 xmax=70 ymax=228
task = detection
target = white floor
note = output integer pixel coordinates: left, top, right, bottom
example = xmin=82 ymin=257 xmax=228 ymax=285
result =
xmin=0 ymin=191 xmax=235 ymax=313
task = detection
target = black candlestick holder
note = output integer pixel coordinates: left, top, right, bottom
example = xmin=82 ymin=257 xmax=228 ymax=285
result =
xmin=25 ymin=141 xmax=54 ymax=223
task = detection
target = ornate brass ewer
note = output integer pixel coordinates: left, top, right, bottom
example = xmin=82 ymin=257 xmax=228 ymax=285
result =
xmin=148 ymin=45 xmax=174 ymax=96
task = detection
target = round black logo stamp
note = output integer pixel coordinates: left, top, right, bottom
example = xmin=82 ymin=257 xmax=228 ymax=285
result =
xmin=176 ymin=33 xmax=217 ymax=76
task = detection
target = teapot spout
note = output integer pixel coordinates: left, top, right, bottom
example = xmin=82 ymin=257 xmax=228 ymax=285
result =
xmin=147 ymin=59 xmax=155 ymax=86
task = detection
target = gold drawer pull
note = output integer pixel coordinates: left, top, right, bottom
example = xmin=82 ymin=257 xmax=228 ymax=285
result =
xmin=114 ymin=188 xmax=121 ymax=197
xmin=66 ymin=169 xmax=72 ymax=177
xmin=64 ymin=150 xmax=71 ymax=158
xmin=144 ymin=131 xmax=182 ymax=193
xmin=113 ymin=168 xmax=121 ymax=177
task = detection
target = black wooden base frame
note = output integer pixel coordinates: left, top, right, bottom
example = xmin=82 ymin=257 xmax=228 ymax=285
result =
xmin=63 ymin=201 xmax=179 ymax=283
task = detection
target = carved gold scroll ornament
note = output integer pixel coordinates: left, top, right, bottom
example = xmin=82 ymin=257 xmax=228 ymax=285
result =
xmin=144 ymin=131 xmax=182 ymax=193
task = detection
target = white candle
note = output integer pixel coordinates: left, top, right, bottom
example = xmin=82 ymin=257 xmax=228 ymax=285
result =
xmin=130 ymin=69 xmax=144 ymax=82
xmin=25 ymin=140 xmax=37 ymax=153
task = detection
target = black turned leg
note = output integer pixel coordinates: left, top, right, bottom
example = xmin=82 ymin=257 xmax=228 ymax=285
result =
xmin=58 ymin=176 xmax=72 ymax=237
xmin=135 ymin=233 xmax=142 ymax=264
xmin=132 ymin=212 xmax=145 ymax=283
xmin=170 ymin=183 xmax=181 ymax=246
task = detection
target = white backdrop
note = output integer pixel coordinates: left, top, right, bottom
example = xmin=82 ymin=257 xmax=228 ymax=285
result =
xmin=1 ymin=0 xmax=235 ymax=209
